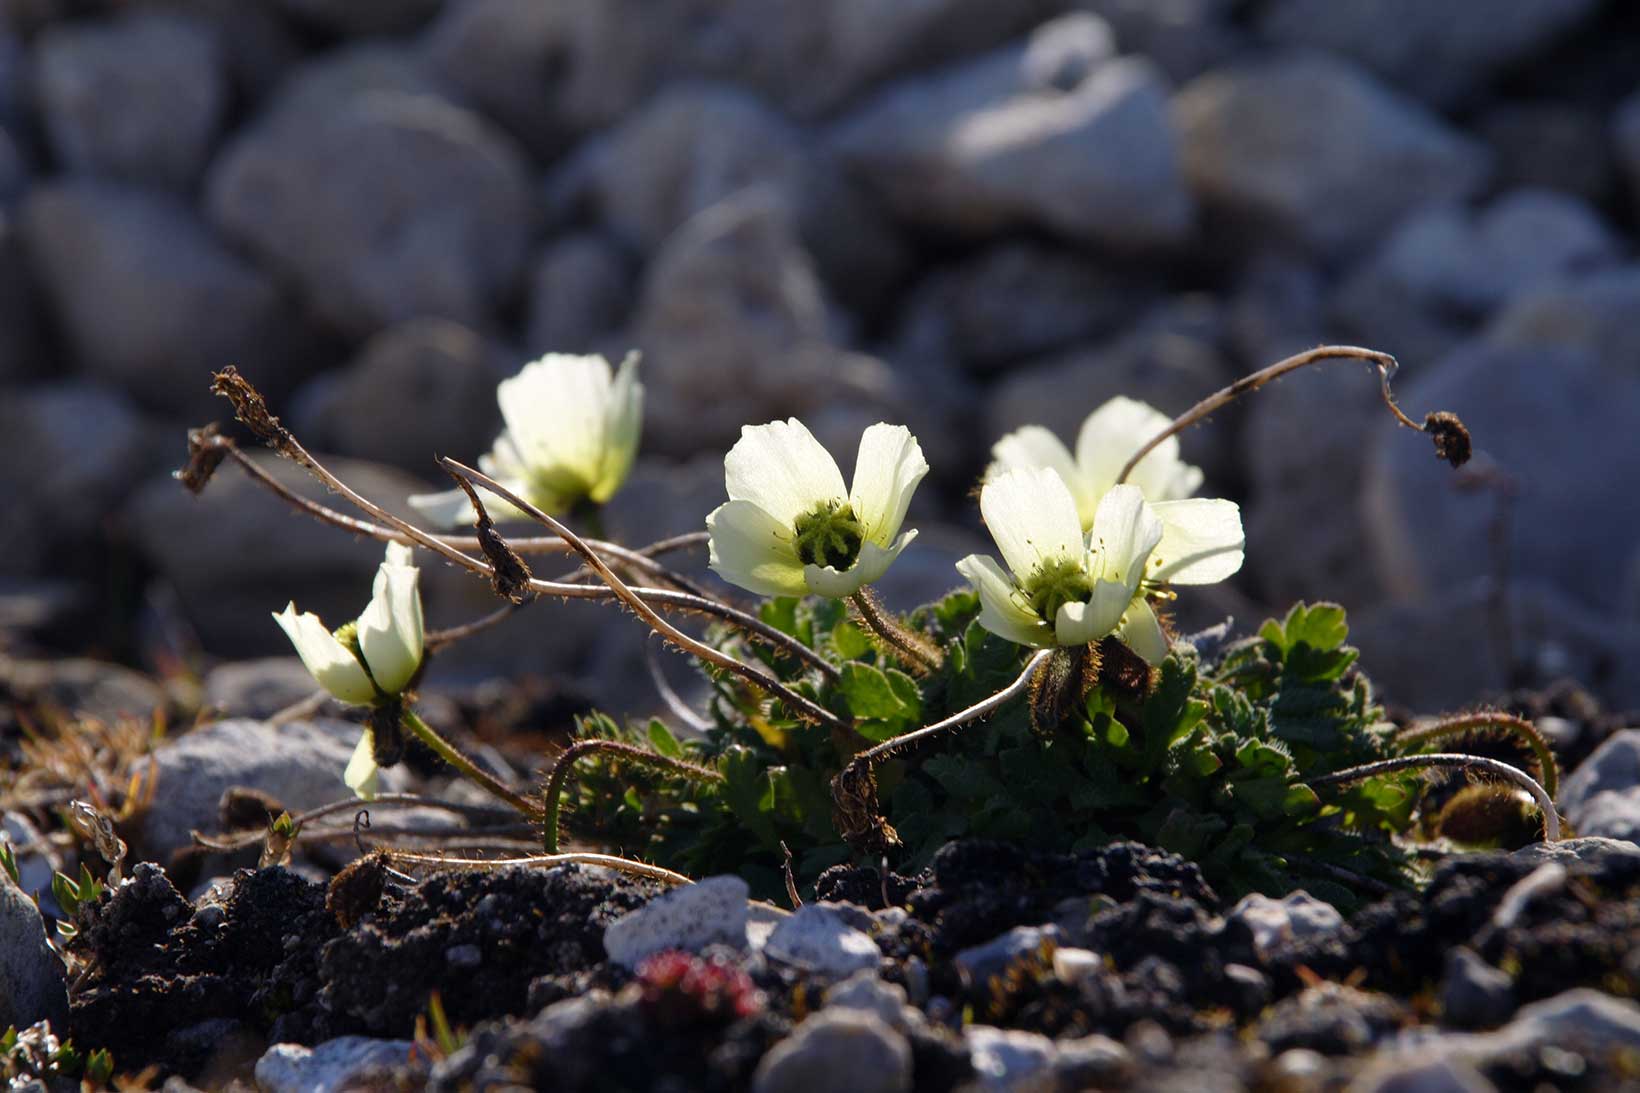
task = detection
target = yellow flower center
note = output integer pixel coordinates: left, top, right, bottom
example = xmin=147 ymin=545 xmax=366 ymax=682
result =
xmin=1025 ymin=557 xmax=1093 ymax=622
xmin=793 ymin=501 xmax=865 ymax=571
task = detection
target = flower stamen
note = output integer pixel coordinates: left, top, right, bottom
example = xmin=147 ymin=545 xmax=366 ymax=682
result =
xmin=793 ymin=501 xmax=866 ymax=571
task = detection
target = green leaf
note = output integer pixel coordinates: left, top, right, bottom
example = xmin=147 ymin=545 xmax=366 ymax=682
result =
xmin=759 ymin=597 xmax=803 ymax=639
xmin=52 ymin=870 xmax=80 ymax=914
xmin=1140 ymin=656 xmax=1204 ymax=771
xmin=836 ymin=662 xmax=922 ymax=724
xmin=924 ymin=755 xmax=1006 ymax=801
xmin=830 ymin=620 xmax=872 ymax=660
xmin=719 ymin=746 xmax=780 ymax=847
xmin=646 ymin=719 xmax=681 ymax=758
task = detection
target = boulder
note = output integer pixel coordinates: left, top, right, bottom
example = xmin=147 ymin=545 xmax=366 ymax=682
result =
xmin=752 ymin=1010 xmax=911 ymax=1093
xmin=277 ymin=0 xmax=442 ymax=37
xmin=602 ymin=875 xmax=750 ymax=971
xmin=1478 ymin=101 xmax=1615 ymax=208
xmin=0 ymin=880 xmax=68 ymax=1032
xmin=255 ymin=1037 xmax=420 ymax=1093
xmin=832 ymin=14 xmax=1193 ymax=251
xmin=1485 ymin=264 xmax=1640 ymax=370
xmin=524 ymin=233 xmax=635 ymax=355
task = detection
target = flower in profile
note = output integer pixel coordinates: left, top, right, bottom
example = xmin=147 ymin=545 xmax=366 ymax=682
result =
xmin=956 ymin=468 xmax=1243 ymax=662
xmin=273 ymin=542 xmax=424 ymax=796
xmin=707 ymin=419 xmax=928 ymax=599
xmin=988 ymin=396 xmax=1202 ymax=530
xmin=409 ymin=351 xmax=643 ymax=525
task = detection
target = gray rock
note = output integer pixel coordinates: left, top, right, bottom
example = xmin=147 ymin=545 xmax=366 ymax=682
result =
xmin=603 ymin=875 xmax=750 ymax=971
xmin=201 ymin=658 xmax=326 ymax=720
xmin=0 ymin=382 xmax=156 ymax=575
xmin=20 ymin=181 xmax=311 ymax=420
xmin=965 ymin=1025 xmax=1058 ymax=1092
xmin=207 ymin=87 xmax=532 ymax=339
xmin=764 ymin=903 xmax=882 ymax=978
xmin=32 ymin=11 xmax=226 ymax=189
xmin=524 ymin=233 xmax=634 ymax=355
xmin=890 ymin=241 xmax=1158 ymax=375
xmin=0 ymin=29 xmax=25 ymax=128
xmin=1558 ymin=730 xmax=1640 ymax=839
xmin=632 ymin=191 xmax=849 ymax=454
xmin=1440 ymin=948 xmax=1515 ymax=1030
xmin=825 ymin=972 xmax=913 ymax=1027
xmin=259 ymin=42 xmax=447 ymax=122
xmin=753 ymin=1010 xmax=912 ymax=1093
xmin=277 ymin=0 xmax=442 ymax=36
xmin=564 ymin=82 xmax=905 ymax=312
xmin=1228 ymin=891 xmax=1344 ymax=963
xmin=1 ymin=812 xmax=59 ymax=903
xmin=1486 ymin=265 xmax=1640 ymax=370
xmin=1174 ymin=55 xmax=1490 ymax=259
xmin=955 ymin=925 xmax=1058 ymax=987
xmin=1361 ymin=342 xmax=1640 ymax=619
xmin=292 ymin=317 xmax=506 ymax=475
xmin=255 ymin=1036 xmax=420 ymax=1093
xmin=1619 ymin=89 xmax=1640 ymax=217
xmin=0 ymin=216 xmax=46 ymax=383
xmin=1349 ymin=1055 xmax=1498 ymax=1093
xmin=1079 ymin=0 xmax=1243 ymax=85
xmin=1493 ymin=863 xmax=1568 ymax=931
xmin=1511 ymin=836 xmax=1640 ymax=867
xmin=1258 ymin=0 xmax=1601 ymax=109
xmin=1054 ymin=1032 xmax=1134 ymax=1088
xmin=1479 ymin=102 xmax=1615 ymax=207
xmin=140 ymin=717 xmax=407 ymax=860
xmin=601 ymin=455 xmax=727 ymax=552
xmin=1400 ymin=989 xmax=1640 ymax=1081
xmin=420 ymin=0 xmax=661 ymax=159
xmin=0 ymin=121 xmax=26 ymax=205
xmin=0 ymin=657 xmax=167 ymax=722
xmin=155 ymin=0 xmax=303 ymax=104
xmin=1566 ymin=793 xmax=1640 ymax=842
xmin=832 ymin=15 xmax=1193 ymax=251
xmin=0 ymin=879 xmax=69 ymax=1032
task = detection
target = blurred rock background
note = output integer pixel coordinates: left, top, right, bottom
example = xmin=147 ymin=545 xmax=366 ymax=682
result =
xmin=2 ymin=0 xmax=1638 ymax=718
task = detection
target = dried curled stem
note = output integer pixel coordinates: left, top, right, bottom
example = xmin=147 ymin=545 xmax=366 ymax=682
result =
xmin=384 ymin=848 xmax=694 ymax=887
xmin=1308 ymin=753 xmax=1559 ymax=842
xmin=1115 ymin=345 xmax=1472 ymax=487
xmin=541 ymin=738 xmax=724 ymax=853
xmin=439 ymin=456 xmax=849 ymax=730
xmin=831 ymin=648 xmax=1054 ymax=852
xmin=1394 ymin=711 xmax=1558 ymax=800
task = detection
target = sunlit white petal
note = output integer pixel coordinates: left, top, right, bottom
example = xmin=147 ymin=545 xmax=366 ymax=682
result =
xmin=723 ymin=419 xmax=848 ymax=527
xmin=1149 ymin=498 xmax=1245 ymax=585
xmin=499 ymin=354 xmax=611 ymax=489
xmin=1118 ymin=599 xmax=1170 ymax=665
xmin=980 ymin=467 xmax=1084 ymax=582
xmin=957 ymin=553 xmax=1054 ymax=647
xmin=849 ymin=424 xmax=928 ymax=548
xmin=1075 ymin=396 xmax=1195 ymax=504
xmin=989 ymin=425 xmax=1096 ymax=527
xmin=358 ymin=551 xmax=423 ymax=695
xmin=803 ymin=532 xmax=915 ymax=597
xmin=1086 ymin=485 xmax=1163 ymax=597
xmin=706 ymin=499 xmax=807 ymax=597
xmin=273 ymin=603 xmax=376 ymax=705
xmin=1055 ymin=577 xmax=1131 ymax=646
xmin=344 ymin=729 xmax=379 ymax=799
xmin=592 ymin=351 xmax=644 ymax=502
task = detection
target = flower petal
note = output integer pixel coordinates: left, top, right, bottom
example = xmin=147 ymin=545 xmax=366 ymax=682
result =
xmin=723 ymin=419 xmax=847 ymax=528
xmin=802 ymin=531 xmax=915 ymax=598
xmin=989 ymin=425 xmax=1097 ymax=529
xmin=957 ymin=553 xmax=1055 ymax=648
xmin=1117 ymin=599 xmax=1170 ymax=665
xmin=273 ymin=603 xmax=376 ymax=705
xmin=1149 ymin=498 xmax=1245 ymax=585
xmin=1074 ymin=396 xmax=1200 ymax=503
xmin=592 ymin=351 xmax=644 ymax=502
xmin=1055 ymin=576 xmax=1130 ymax=646
xmin=344 ymin=729 xmax=379 ymax=799
xmin=358 ymin=549 xmax=423 ymax=695
xmin=979 ymin=466 xmax=1085 ymax=582
xmin=498 ymin=353 xmax=613 ymax=491
xmin=1086 ymin=484 xmax=1163 ymax=597
xmin=849 ymin=424 xmax=928 ymax=547
xmin=706 ymin=499 xmax=808 ymax=597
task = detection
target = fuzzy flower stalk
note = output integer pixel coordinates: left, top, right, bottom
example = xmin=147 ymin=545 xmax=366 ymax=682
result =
xmin=274 ymin=542 xmax=424 ymax=797
xmin=410 ymin=351 xmax=643 ymax=525
xmin=957 ymin=467 xmax=1243 ymax=661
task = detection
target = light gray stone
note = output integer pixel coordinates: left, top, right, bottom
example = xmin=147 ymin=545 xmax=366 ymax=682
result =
xmin=832 ymin=15 xmax=1192 ymax=251
xmin=207 ymin=85 xmax=532 ymax=339
xmin=1174 ymin=55 xmax=1490 ymax=259
xmin=753 ymin=1010 xmax=912 ymax=1093
xmin=0 ymin=657 xmax=167 ymax=723
xmin=603 ymin=875 xmax=750 ymax=971
xmin=1 ymin=813 xmax=58 ymax=904
xmin=20 ymin=181 xmax=312 ymax=420
xmin=955 ymin=925 xmax=1058 ymax=987
xmin=825 ymin=972 xmax=912 ymax=1027
xmin=1362 ymin=342 xmax=1640 ymax=619
xmin=292 ymin=317 xmax=506 ymax=476
xmin=32 ymin=11 xmax=226 ymax=189
xmin=1563 ymin=731 xmax=1640 ymax=817
xmin=1485 ymin=265 xmax=1640 ymax=372
xmin=524 ymin=233 xmax=634 ymax=355
xmin=0 ymin=878 xmax=69 ymax=1032
xmin=764 ymin=903 xmax=882 ymax=978
xmin=1349 ymin=1055 xmax=1498 ymax=1093
xmin=201 ymin=658 xmax=327 ymax=721
xmin=1511 ymin=836 xmax=1640 ymax=867
xmin=1079 ymin=0 xmax=1243 ymax=85
xmin=965 ymin=1025 xmax=1058 ymax=1092
xmin=140 ymin=718 xmax=408 ymax=860
xmin=255 ymin=1036 xmax=419 ymax=1093
xmin=1229 ymin=891 xmax=1344 ymax=963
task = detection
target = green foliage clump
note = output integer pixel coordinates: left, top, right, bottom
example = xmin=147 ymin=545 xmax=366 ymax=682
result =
xmin=561 ymin=596 xmax=1424 ymax=905
xmin=2 ymin=1024 xmax=113 ymax=1090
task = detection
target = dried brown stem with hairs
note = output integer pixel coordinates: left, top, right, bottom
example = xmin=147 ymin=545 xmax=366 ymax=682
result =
xmin=541 ymin=738 xmax=724 ymax=852
xmin=1307 ymin=753 xmax=1559 ymax=842
xmin=1115 ymin=345 xmax=1472 ymax=486
xmin=384 ymin=848 xmax=694 ymax=886
xmin=439 ymin=456 xmax=849 ymax=730
xmin=848 ymin=588 xmax=944 ymax=674
xmin=1394 ymin=710 xmax=1557 ymax=799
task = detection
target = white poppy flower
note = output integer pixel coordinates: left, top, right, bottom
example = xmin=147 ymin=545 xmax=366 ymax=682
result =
xmin=706 ymin=419 xmax=929 ymax=599
xmin=409 ymin=351 xmax=644 ymax=525
xmin=273 ymin=542 xmax=425 ymax=796
xmin=957 ymin=471 xmax=1244 ymax=662
xmin=988 ymin=396 xmax=1203 ymax=529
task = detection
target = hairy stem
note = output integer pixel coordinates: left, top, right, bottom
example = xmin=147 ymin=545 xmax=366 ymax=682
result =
xmin=440 ymin=456 xmax=849 ymax=730
xmin=191 ymin=792 xmax=520 ymax=852
xmin=1308 ymin=753 xmax=1559 ymax=842
xmin=384 ymin=848 xmax=694 ymax=886
xmin=402 ymin=709 xmax=544 ymax=820
xmin=849 ymin=588 xmax=944 ymax=674
xmin=1115 ymin=345 xmax=1471 ymax=486
xmin=1394 ymin=710 xmax=1558 ymax=799
xmin=542 ymin=738 xmax=724 ymax=853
